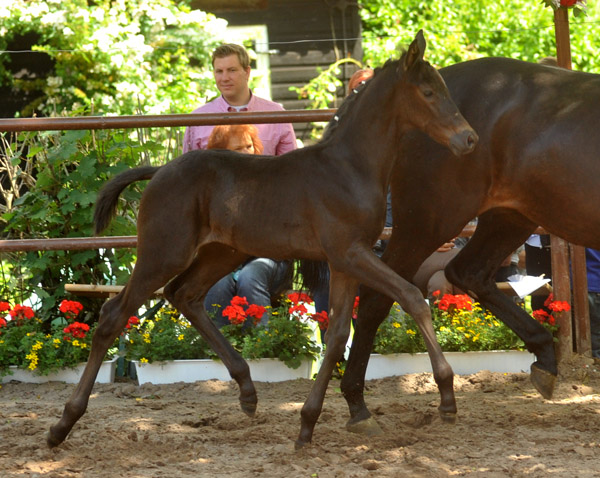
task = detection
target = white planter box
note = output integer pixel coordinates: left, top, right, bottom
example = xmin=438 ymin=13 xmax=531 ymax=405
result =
xmin=1 ymin=358 xmax=117 ymax=384
xmin=133 ymin=357 xmax=314 ymax=385
xmin=365 ymin=350 xmax=534 ymax=380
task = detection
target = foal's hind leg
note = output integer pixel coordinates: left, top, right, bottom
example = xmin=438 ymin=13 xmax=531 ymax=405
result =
xmin=445 ymin=209 xmax=557 ymax=398
xmin=47 ymin=265 xmax=182 ymax=447
xmin=163 ymin=244 xmax=258 ymax=416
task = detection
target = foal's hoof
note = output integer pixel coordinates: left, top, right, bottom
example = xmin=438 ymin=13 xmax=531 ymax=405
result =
xmin=530 ymin=363 xmax=557 ymax=399
xmin=294 ymin=439 xmax=309 ymax=450
xmin=239 ymin=400 xmax=257 ymax=417
xmin=345 ymin=416 xmax=384 ymax=436
xmin=46 ymin=429 xmax=63 ymax=449
xmin=439 ymin=411 xmax=457 ymax=424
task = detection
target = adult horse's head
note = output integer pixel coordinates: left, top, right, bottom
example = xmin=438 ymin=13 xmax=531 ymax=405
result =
xmin=397 ymin=30 xmax=478 ymax=155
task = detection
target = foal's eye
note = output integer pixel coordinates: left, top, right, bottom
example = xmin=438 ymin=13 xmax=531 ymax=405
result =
xmin=422 ymin=89 xmax=434 ymax=98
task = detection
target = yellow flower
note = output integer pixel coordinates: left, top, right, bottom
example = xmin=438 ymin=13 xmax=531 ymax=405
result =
xmin=392 ymin=322 xmax=401 ymax=329
xmin=140 ymin=357 xmax=149 ymax=363
xmin=177 ymin=334 xmax=184 ymax=341
xmin=406 ymin=329 xmax=416 ymax=336
xmin=143 ymin=332 xmax=151 ymax=344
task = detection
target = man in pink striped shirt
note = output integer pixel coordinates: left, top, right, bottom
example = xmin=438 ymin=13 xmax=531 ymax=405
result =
xmin=183 ymin=43 xmax=297 ymax=155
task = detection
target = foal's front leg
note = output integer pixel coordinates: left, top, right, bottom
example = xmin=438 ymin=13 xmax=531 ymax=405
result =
xmin=333 ymin=245 xmax=457 ymax=422
xmin=296 ymin=268 xmax=358 ymax=448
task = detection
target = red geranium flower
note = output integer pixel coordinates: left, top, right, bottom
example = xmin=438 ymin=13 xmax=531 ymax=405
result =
xmin=309 ymin=310 xmax=329 ymax=330
xmin=0 ymin=317 xmax=7 ymax=328
xmin=287 ymin=292 xmax=313 ymax=305
xmin=547 ymin=300 xmax=571 ymax=313
xmin=64 ymin=321 xmax=90 ymax=340
xmin=0 ymin=301 xmax=11 ymax=313
xmin=352 ymin=296 xmax=360 ymax=319
xmin=246 ymin=304 xmax=266 ymax=321
xmin=59 ymin=300 xmax=84 ymax=320
xmin=223 ymin=304 xmax=246 ymax=325
xmin=125 ymin=316 xmax=140 ymax=329
xmin=289 ymin=303 xmax=308 ymax=318
xmin=561 ymin=0 xmax=577 ymax=6
xmin=9 ymin=304 xmax=35 ymax=322
xmin=436 ymin=294 xmax=472 ymax=313
xmin=230 ymin=296 xmax=249 ymax=307
xmin=532 ymin=309 xmax=550 ymax=323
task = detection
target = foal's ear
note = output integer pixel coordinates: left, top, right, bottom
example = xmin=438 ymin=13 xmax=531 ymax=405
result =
xmin=401 ymin=29 xmax=426 ymax=73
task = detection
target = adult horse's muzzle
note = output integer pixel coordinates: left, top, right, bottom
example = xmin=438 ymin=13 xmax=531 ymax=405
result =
xmin=449 ymin=128 xmax=479 ymax=156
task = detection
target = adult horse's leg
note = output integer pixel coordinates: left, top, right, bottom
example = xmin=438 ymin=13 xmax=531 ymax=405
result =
xmin=343 ymin=291 xmax=394 ymax=436
xmin=296 ymin=268 xmax=358 ymax=448
xmin=445 ymin=208 xmax=557 ymax=398
xmin=342 ymin=241 xmax=457 ymax=434
xmin=299 ymin=245 xmax=455 ymax=446
xmin=47 ymin=261 xmax=181 ymax=447
xmin=163 ymin=243 xmax=258 ymax=416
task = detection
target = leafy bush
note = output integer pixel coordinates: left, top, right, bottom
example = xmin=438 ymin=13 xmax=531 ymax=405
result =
xmin=0 ymin=0 xmax=225 ymax=117
xmin=1 ymin=128 xmax=163 ymax=315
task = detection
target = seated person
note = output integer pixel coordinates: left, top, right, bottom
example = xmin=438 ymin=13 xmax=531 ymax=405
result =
xmin=203 ymin=125 xmax=292 ymax=327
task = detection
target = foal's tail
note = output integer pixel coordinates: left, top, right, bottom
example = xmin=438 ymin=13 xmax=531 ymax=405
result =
xmin=94 ymin=166 xmax=159 ymax=235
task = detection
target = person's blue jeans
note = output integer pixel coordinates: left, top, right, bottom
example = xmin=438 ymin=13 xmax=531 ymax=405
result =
xmin=589 ymin=291 xmax=600 ymax=359
xmin=204 ymin=258 xmax=290 ymax=328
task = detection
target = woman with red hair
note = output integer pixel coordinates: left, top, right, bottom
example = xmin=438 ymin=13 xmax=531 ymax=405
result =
xmin=207 ymin=124 xmax=263 ymax=155
xmin=204 ymin=124 xmax=290 ymax=328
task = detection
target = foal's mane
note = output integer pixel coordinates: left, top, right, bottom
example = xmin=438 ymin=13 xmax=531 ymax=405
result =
xmin=322 ymin=54 xmax=406 ymax=140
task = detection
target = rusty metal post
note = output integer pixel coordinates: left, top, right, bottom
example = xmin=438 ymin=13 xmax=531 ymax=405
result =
xmin=550 ymin=7 xmax=590 ymax=359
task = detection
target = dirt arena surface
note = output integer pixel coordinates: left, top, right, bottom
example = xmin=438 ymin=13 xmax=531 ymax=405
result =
xmin=1 ymin=354 xmax=599 ymax=478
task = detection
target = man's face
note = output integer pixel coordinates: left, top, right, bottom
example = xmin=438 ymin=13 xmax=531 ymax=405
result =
xmin=213 ymin=54 xmax=251 ymax=102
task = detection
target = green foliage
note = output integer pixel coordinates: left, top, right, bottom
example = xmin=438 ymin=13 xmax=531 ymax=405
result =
xmin=372 ymin=295 xmax=527 ymax=354
xmin=0 ymin=0 xmax=225 ymax=117
xmin=295 ymin=0 xmax=600 ymax=138
xmin=0 ymin=128 xmax=160 ymax=315
xmin=125 ymin=306 xmax=216 ymax=363
xmin=126 ymin=301 xmax=322 ymax=370
xmin=359 ymin=0 xmax=600 ymax=71
xmin=0 ymin=300 xmax=116 ymax=377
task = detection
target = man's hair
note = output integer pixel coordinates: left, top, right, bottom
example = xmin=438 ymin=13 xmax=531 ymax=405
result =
xmin=212 ymin=44 xmax=251 ymax=69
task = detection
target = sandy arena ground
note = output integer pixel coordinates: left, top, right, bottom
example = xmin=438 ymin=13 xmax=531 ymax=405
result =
xmin=1 ymin=354 xmax=599 ymax=478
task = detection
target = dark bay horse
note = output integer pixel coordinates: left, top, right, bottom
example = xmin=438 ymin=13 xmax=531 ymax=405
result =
xmin=342 ymin=56 xmax=600 ymax=436
xmin=46 ymin=31 xmax=477 ymax=449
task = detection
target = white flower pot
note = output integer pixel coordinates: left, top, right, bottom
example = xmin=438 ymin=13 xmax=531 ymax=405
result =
xmin=133 ymin=357 xmax=314 ymax=385
xmin=365 ymin=350 xmax=535 ymax=380
xmin=1 ymin=358 xmax=117 ymax=384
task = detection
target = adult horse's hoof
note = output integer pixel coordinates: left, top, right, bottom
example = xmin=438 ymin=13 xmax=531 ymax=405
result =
xmin=345 ymin=416 xmax=384 ymax=436
xmin=530 ymin=363 xmax=556 ymax=399
xmin=239 ymin=400 xmax=257 ymax=417
xmin=439 ymin=410 xmax=457 ymax=424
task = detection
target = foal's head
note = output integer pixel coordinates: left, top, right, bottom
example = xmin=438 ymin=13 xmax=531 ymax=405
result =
xmin=391 ymin=30 xmax=478 ymax=155
xmin=207 ymin=124 xmax=264 ymax=155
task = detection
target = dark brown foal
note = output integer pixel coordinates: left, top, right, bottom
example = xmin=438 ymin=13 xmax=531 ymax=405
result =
xmin=47 ymin=30 xmax=477 ymax=449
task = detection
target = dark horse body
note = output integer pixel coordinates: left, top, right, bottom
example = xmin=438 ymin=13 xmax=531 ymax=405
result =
xmin=47 ymin=31 xmax=477 ymax=448
xmin=342 ymin=57 xmax=600 ymax=435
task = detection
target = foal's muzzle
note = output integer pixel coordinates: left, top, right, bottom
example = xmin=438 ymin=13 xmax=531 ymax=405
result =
xmin=450 ymin=129 xmax=479 ymax=156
